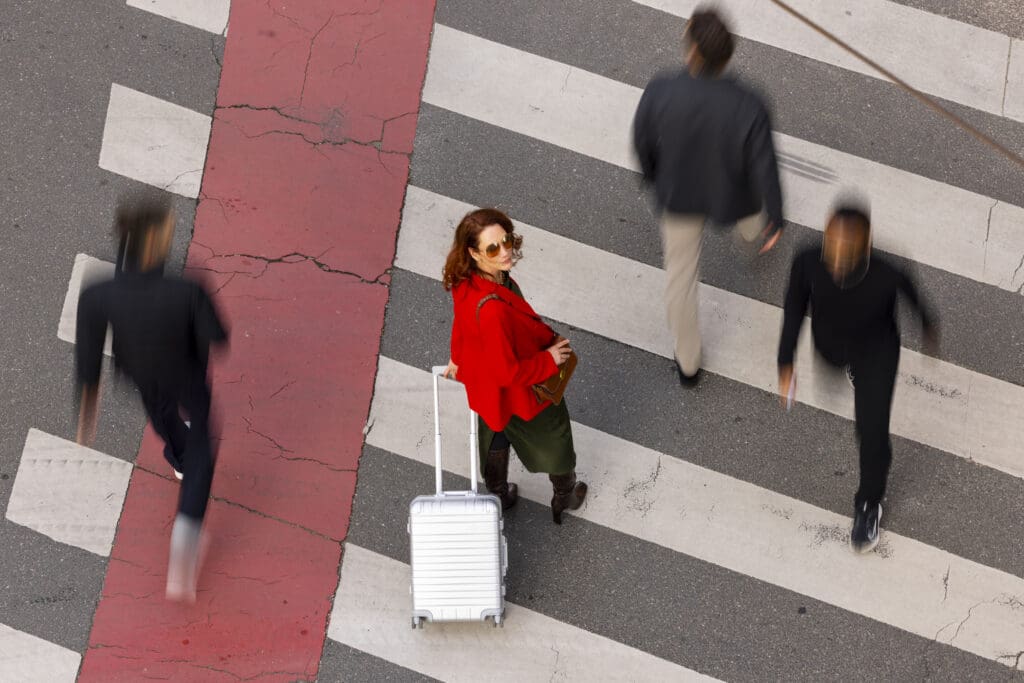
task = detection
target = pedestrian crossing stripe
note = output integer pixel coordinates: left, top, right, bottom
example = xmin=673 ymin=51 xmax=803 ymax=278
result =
xmin=631 ymin=0 xmax=1022 ymax=123
xmin=58 ymin=254 xmax=114 ymax=357
xmin=367 ymin=357 xmax=1024 ymax=670
xmin=126 ymin=0 xmax=230 ymax=36
xmin=0 ymin=623 xmax=80 ymax=683
xmin=4 ymin=429 xmax=132 ymax=557
xmin=98 ymin=83 xmax=212 ymax=199
xmin=422 ymin=25 xmax=1024 ymax=294
xmin=329 ymin=544 xmax=721 ymax=682
xmin=1008 ymin=41 xmax=1024 ymax=121
xmin=396 ymin=185 xmax=1024 ymax=480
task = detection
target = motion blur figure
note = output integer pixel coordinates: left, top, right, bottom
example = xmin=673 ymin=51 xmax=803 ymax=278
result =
xmin=75 ymin=190 xmax=228 ymax=601
xmin=633 ymin=7 xmax=784 ymax=386
xmin=777 ymin=203 xmax=938 ymax=554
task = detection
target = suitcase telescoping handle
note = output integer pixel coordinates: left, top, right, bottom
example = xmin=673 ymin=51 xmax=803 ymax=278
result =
xmin=431 ymin=366 xmax=480 ymax=496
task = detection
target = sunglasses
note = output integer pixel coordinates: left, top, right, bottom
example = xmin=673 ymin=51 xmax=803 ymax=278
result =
xmin=478 ymin=232 xmax=523 ymax=258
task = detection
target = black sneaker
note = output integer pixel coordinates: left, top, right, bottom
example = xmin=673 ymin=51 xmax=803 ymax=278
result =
xmin=851 ymin=501 xmax=882 ymax=554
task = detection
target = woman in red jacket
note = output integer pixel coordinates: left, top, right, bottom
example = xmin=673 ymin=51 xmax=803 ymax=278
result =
xmin=442 ymin=208 xmax=587 ymax=524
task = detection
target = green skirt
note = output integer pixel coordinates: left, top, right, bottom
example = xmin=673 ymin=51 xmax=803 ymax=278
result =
xmin=478 ymin=399 xmax=577 ymax=475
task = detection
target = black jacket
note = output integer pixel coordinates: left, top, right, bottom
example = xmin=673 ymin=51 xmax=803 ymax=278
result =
xmin=778 ymin=248 xmax=936 ymax=367
xmin=633 ymin=69 xmax=783 ymax=229
xmin=76 ymin=269 xmax=228 ymax=396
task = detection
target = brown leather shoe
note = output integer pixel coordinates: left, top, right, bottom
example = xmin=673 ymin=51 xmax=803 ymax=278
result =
xmin=549 ymin=471 xmax=588 ymax=524
xmin=483 ymin=447 xmax=518 ymax=510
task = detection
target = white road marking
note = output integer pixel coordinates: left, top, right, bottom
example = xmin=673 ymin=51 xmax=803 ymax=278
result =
xmin=0 ymin=623 xmax=80 ymax=683
xmin=126 ymin=0 xmax=230 ymax=35
xmin=423 ymin=26 xmax=1024 ymax=294
xmin=368 ymin=357 xmax=1024 ymax=671
xmin=58 ymin=254 xmax=115 ymax=356
xmin=98 ymin=84 xmax=212 ymax=198
xmin=5 ymin=429 xmax=133 ymax=557
xmin=631 ymin=0 xmax=1019 ymax=123
xmin=1005 ymin=39 xmax=1024 ymax=122
xmin=397 ymin=185 xmax=1024 ymax=480
xmin=329 ymin=544 xmax=721 ymax=682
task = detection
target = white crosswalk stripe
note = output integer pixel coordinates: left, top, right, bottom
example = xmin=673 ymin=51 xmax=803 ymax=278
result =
xmin=0 ymin=623 xmax=81 ymax=683
xmin=98 ymin=83 xmax=212 ymax=198
xmin=422 ymin=25 xmax=1024 ymax=294
xmin=58 ymin=254 xmax=115 ymax=356
xmin=4 ymin=429 xmax=132 ymax=557
xmin=631 ymin=0 xmax=1021 ymax=123
xmin=329 ymin=544 xmax=721 ymax=682
xmin=127 ymin=0 xmax=230 ymax=35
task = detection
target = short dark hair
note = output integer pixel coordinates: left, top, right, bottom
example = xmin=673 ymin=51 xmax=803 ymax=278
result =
xmin=829 ymin=204 xmax=871 ymax=237
xmin=114 ymin=189 xmax=173 ymax=267
xmin=686 ymin=9 xmax=735 ymax=73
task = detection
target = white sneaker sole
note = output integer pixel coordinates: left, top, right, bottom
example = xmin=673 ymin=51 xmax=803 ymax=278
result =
xmin=171 ymin=421 xmax=191 ymax=481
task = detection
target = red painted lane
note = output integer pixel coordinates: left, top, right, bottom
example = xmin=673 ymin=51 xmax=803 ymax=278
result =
xmin=80 ymin=1 xmax=436 ymax=680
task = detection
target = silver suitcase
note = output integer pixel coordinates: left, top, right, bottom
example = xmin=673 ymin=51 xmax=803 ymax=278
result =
xmin=407 ymin=366 xmax=508 ymax=628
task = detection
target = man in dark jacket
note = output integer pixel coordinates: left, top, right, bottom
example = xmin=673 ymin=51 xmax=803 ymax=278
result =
xmin=76 ymin=191 xmax=228 ymax=601
xmin=777 ymin=204 xmax=938 ymax=554
xmin=633 ymin=8 xmax=784 ymax=385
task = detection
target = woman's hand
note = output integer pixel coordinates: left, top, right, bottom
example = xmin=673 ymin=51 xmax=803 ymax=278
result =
xmin=547 ymin=338 xmax=573 ymax=366
xmin=443 ymin=360 xmax=459 ymax=379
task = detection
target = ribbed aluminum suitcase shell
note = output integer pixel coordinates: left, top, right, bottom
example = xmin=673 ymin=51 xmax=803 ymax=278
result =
xmin=407 ymin=367 xmax=508 ymax=628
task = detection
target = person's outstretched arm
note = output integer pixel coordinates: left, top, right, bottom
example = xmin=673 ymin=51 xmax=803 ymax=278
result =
xmin=777 ymin=254 xmax=811 ymax=407
xmin=745 ymin=104 xmax=784 ymax=253
xmin=75 ymin=287 xmax=107 ymax=446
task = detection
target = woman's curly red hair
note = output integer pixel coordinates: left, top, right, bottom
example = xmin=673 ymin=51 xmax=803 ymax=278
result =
xmin=442 ymin=208 xmax=520 ymax=291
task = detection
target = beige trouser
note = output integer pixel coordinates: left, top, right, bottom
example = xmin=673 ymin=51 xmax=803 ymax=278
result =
xmin=660 ymin=211 xmax=763 ymax=376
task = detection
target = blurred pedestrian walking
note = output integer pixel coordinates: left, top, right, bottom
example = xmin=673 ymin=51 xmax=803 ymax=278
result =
xmin=442 ymin=208 xmax=587 ymax=524
xmin=777 ymin=202 xmax=938 ymax=553
xmin=75 ymin=190 xmax=228 ymax=600
xmin=633 ymin=7 xmax=784 ymax=386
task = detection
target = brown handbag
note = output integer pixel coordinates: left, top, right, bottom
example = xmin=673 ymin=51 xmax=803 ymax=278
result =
xmin=476 ymin=294 xmax=577 ymax=405
xmin=532 ymin=335 xmax=577 ymax=405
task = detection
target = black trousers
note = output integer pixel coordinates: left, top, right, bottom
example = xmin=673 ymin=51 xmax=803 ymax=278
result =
xmin=138 ymin=381 xmax=215 ymax=522
xmin=830 ymin=346 xmax=900 ymax=508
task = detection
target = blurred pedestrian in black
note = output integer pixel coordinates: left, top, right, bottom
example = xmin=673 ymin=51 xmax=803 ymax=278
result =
xmin=75 ymin=190 xmax=228 ymax=601
xmin=777 ymin=203 xmax=938 ymax=553
xmin=633 ymin=7 xmax=784 ymax=386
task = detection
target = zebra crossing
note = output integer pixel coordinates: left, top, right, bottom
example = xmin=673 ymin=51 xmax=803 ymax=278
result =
xmin=321 ymin=1 xmax=1024 ymax=680
xmin=2 ymin=0 xmax=1022 ymax=680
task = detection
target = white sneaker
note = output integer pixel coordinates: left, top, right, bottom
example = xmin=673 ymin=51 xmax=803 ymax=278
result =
xmin=166 ymin=516 xmax=203 ymax=602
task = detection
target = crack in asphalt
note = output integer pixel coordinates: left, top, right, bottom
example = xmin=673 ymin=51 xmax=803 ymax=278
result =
xmin=242 ymin=415 xmax=293 ymax=453
xmin=194 ymin=247 xmax=390 ymax=285
xmin=298 ymin=12 xmax=337 ymax=109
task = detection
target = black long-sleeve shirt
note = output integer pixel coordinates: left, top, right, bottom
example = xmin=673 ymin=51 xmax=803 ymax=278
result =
xmin=778 ymin=248 xmax=936 ymax=367
xmin=632 ymin=69 xmax=783 ymax=228
xmin=76 ymin=269 xmax=228 ymax=395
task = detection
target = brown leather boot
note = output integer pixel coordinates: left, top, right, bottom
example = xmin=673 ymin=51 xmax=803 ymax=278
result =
xmin=483 ymin=447 xmax=518 ymax=510
xmin=549 ymin=471 xmax=588 ymax=524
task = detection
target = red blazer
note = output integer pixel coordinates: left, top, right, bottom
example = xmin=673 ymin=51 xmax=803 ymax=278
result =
xmin=450 ymin=273 xmax=558 ymax=432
